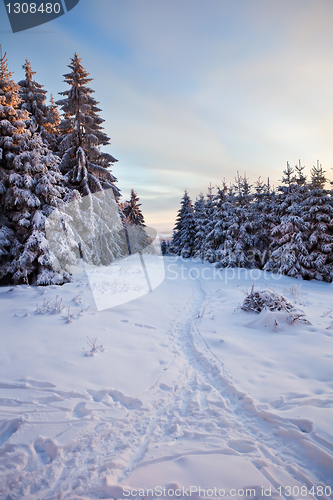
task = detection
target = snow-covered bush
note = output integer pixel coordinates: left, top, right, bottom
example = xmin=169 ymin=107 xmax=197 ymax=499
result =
xmin=241 ymin=286 xmax=310 ymax=327
xmin=241 ymin=286 xmax=295 ymax=314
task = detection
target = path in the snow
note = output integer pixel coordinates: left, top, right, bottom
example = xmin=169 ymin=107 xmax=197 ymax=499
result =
xmin=0 ymin=267 xmax=333 ymax=499
xmin=116 ymin=277 xmax=333 ymax=492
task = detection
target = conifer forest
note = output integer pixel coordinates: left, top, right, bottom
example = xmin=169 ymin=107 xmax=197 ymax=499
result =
xmin=170 ymin=163 xmax=333 ymax=282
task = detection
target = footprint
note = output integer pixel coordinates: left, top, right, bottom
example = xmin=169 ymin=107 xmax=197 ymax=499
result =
xmin=134 ymin=323 xmax=156 ymax=330
xmin=73 ymin=402 xmax=90 ymax=418
xmin=0 ymin=418 xmax=22 ymax=446
xmin=18 ymin=378 xmax=56 ymax=388
xmin=289 ymin=418 xmax=313 ymax=433
xmin=228 ymin=439 xmax=257 ymax=453
xmin=34 ymin=437 xmax=58 ymax=464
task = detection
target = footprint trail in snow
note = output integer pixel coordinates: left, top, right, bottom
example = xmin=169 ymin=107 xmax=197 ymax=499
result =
xmin=0 ymin=261 xmax=333 ymax=499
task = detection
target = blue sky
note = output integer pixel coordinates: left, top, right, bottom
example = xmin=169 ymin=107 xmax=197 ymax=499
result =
xmin=1 ymin=0 xmax=333 ymax=232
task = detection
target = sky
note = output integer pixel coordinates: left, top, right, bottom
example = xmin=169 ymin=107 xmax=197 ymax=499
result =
xmin=1 ymin=0 xmax=333 ymax=233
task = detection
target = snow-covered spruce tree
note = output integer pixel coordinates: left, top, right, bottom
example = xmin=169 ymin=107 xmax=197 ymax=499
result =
xmin=263 ymin=214 xmax=310 ymax=279
xmin=19 ymin=60 xmax=48 ymax=130
xmin=192 ymin=193 xmax=206 ymax=261
xmin=123 ymin=189 xmax=145 ymax=226
xmin=248 ymin=177 xmax=275 ymax=268
xmin=0 ymin=47 xmax=78 ymax=285
xmin=294 ymin=159 xmax=307 ymax=188
xmin=0 ymin=47 xmax=26 ymax=279
xmin=122 ymin=189 xmax=152 ymax=254
xmin=275 ymin=161 xmax=307 ymax=217
xmin=161 ymin=239 xmax=169 ymax=255
xmin=43 ymin=94 xmax=61 ymax=152
xmin=56 ymin=53 xmax=119 ymax=198
xmin=302 ymin=162 xmax=333 ymax=281
xmin=171 ymin=190 xmax=196 ymax=258
xmin=264 ymin=162 xmax=312 ymax=279
xmin=204 ymin=182 xmax=230 ymax=263
xmin=216 ymin=173 xmax=255 ymax=268
xmin=56 ymin=53 xmax=125 ymax=265
xmin=201 ymin=184 xmax=217 ymax=263
xmin=18 ymin=60 xmax=60 ymax=149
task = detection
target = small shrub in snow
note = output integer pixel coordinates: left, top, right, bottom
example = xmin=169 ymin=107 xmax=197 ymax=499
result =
xmin=64 ymin=305 xmax=73 ymax=323
xmin=241 ymin=286 xmax=295 ymax=314
xmin=35 ymin=295 xmax=64 ymax=314
xmin=83 ymin=337 xmax=104 ymax=357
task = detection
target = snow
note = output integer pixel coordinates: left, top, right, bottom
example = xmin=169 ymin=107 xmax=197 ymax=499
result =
xmin=84 ymin=253 xmax=165 ymax=310
xmin=0 ymin=258 xmax=333 ymax=499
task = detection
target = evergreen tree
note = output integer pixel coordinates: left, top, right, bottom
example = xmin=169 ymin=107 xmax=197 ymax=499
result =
xmin=302 ymin=162 xmax=333 ymax=281
xmin=249 ymin=177 xmax=274 ymax=268
xmin=56 ymin=53 xmax=119 ymax=198
xmin=43 ymin=94 xmax=61 ymax=151
xmin=216 ymin=174 xmax=254 ymax=268
xmin=193 ymin=193 xmax=206 ymax=261
xmin=205 ymin=182 xmax=230 ymax=263
xmin=265 ymin=162 xmax=310 ymax=279
xmin=18 ymin=59 xmax=48 ymax=132
xmin=281 ymin=161 xmax=295 ymax=189
xmin=123 ymin=189 xmax=145 ymax=226
xmin=161 ymin=239 xmax=168 ymax=255
xmin=202 ymin=184 xmax=216 ymax=262
xmin=276 ymin=161 xmax=307 ymax=217
xmin=264 ymin=216 xmax=310 ymax=279
xmin=122 ymin=189 xmax=151 ymax=254
xmin=294 ymin=159 xmax=307 ymax=187
xmin=18 ymin=59 xmax=59 ymax=150
xmin=55 ymin=53 xmax=124 ymax=265
xmin=171 ymin=190 xmax=196 ymax=257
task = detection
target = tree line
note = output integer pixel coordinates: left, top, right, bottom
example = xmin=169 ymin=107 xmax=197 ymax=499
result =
xmin=170 ymin=162 xmax=333 ymax=282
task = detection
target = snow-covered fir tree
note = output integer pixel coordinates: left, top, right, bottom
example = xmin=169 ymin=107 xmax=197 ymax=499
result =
xmin=171 ymin=190 xmax=196 ymax=258
xmin=19 ymin=60 xmax=48 ymax=131
xmin=123 ymin=189 xmax=145 ymax=226
xmin=264 ymin=162 xmax=311 ymax=279
xmin=302 ymin=162 xmax=333 ymax=281
xmin=249 ymin=177 xmax=275 ymax=268
xmin=264 ymin=214 xmax=310 ymax=279
xmin=216 ymin=173 xmax=255 ymax=268
xmin=192 ymin=193 xmax=206 ymax=261
xmin=43 ymin=94 xmax=61 ymax=151
xmin=56 ymin=53 xmax=125 ymax=265
xmin=204 ymin=182 xmax=230 ymax=263
xmin=201 ymin=184 xmax=217 ymax=263
xmin=161 ymin=239 xmax=169 ymax=255
xmin=56 ymin=53 xmax=119 ymax=198
xmin=122 ymin=189 xmax=152 ymax=254
xmin=18 ymin=59 xmax=59 ymax=149
xmin=0 ymin=47 xmax=78 ymax=285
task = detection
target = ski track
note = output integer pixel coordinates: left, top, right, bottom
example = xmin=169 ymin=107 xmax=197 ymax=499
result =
xmin=0 ymin=277 xmax=333 ymax=499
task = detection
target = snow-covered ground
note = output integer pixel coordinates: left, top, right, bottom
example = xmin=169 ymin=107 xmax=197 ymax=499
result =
xmin=0 ymin=258 xmax=333 ymax=499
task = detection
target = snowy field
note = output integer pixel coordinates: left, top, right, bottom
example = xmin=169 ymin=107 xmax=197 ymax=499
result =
xmin=0 ymin=257 xmax=333 ymax=499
